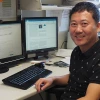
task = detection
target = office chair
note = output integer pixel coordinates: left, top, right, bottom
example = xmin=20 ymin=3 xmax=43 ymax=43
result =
xmin=46 ymin=85 xmax=66 ymax=100
xmin=46 ymin=86 xmax=100 ymax=100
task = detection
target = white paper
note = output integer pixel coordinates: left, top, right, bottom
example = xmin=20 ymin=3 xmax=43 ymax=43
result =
xmin=0 ymin=0 xmax=16 ymax=21
xmin=46 ymin=9 xmax=70 ymax=32
xmin=46 ymin=10 xmax=63 ymax=28
xmin=59 ymin=9 xmax=70 ymax=32
xmin=56 ymin=49 xmax=73 ymax=57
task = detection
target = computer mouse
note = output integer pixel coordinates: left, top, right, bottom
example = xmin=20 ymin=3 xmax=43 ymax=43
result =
xmin=35 ymin=62 xmax=45 ymax=68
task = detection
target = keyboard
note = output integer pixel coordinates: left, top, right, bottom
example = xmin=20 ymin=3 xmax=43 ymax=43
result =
xmin=2 ymin=65 xmax=52 ymax=90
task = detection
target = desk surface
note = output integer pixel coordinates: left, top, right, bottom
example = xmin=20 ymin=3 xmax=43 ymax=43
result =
xmin=0 ymin=57 xmax=69 ymax=100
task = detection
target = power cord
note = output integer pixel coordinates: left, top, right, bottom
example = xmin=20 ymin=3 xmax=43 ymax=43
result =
xmin=60 ymin=41 xmax=67 ymax=49
xmin=39 ymin=93 xmax=44 ymax=100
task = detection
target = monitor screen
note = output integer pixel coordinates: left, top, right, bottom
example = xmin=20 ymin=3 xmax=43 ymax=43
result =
xmin=0 ymin=21 xmax=25 ymax=66
xmin=23 ymin=17 xmax=58 ymax=59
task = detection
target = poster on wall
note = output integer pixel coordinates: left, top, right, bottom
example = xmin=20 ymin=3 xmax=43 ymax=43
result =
xmin=46 ymin=9 xmax=70 ymax=32
xmin=0 ymin=0 xmax=16 ymax=21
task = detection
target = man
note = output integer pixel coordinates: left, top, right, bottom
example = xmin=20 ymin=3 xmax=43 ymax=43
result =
xmin=35 ymin=2 xmax=100 ymax=100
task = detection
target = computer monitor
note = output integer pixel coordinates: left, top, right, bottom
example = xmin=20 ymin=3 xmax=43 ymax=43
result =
xmin=22 ymin=17 xmax=58 ymax=59
xmin=0 ymin=21 xmax=25 ymax=69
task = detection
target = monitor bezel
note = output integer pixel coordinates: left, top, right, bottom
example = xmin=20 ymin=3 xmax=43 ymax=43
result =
xmin=0 ymin=21 xmax=25 ymax=66
xmin=22 ymin=17 xmax=58 ymax=58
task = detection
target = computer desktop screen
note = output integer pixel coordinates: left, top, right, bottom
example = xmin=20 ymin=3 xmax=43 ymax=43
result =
xmin=0 ymin=21 xmax=25 ymax=67
xmin=22 ymin=17 xmax=58 ymax=59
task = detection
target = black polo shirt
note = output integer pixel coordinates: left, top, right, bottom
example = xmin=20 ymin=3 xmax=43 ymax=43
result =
xmin=60 ymin=39 xmax=100 ymax=100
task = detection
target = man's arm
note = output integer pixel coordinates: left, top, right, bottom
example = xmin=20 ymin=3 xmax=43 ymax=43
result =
xmin=52 ymin=74 xmax=70 ymax=85
xmin=35 ymin=74 xmax=70 ymax=92
xmin=77 ymin=83 xmax=100 ymax=100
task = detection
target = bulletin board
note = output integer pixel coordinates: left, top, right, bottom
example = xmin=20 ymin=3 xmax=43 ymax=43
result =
xmin=0 ymin=0 xmax=17 ymax=21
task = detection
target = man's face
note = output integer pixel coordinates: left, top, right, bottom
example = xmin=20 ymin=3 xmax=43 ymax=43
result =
xmin=69 ymin=11 xmax=100 ymax=51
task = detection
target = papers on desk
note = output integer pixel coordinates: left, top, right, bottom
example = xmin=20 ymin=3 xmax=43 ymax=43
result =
xmin=30 ymin=60 xmax=45 ymax=64
xmin=56 ymin=49 xmax=73 ymax=57
xmin=60 ymin=57 xmax=70 ymax=65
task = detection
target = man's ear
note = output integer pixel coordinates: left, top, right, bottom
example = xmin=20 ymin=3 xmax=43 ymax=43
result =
xmin=97 ymin=22 xmax=100 ymax=33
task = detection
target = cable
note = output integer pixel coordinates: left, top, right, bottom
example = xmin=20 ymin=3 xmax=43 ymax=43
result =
xmin=60 ymin=41 xmax=67 ymax=49
xmin=39 ymin=93 xmax=44 ymax=100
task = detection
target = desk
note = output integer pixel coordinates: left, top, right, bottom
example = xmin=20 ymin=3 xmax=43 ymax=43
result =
xmin=0 ymin=57 xmax=69 ymax=100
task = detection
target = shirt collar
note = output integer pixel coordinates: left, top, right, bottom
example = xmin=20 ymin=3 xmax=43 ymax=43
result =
xmin=79 ymin=39 xmax=100 ymax=58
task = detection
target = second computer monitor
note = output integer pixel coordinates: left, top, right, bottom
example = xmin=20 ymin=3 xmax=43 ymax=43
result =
xmin=0 ymin=21 xmax=25 ymax=67
xmin=23 ymin=17 xmax=58 ymax=59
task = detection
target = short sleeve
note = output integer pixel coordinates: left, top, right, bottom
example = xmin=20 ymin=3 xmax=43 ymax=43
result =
xmin=89 ymin=63 xmax=100 ymax=84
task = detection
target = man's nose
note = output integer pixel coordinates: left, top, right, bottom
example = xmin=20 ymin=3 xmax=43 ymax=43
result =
xmin=75 ymin=25 xmax=83 ymax=33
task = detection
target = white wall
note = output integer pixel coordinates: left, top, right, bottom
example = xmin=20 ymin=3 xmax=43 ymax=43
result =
xmin=67 ymin=32 xmax=76 ymax=49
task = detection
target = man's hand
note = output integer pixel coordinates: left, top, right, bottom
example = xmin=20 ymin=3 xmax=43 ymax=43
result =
xmin=35 ymin=74 xmax=70 ymax=92
xmin=35 ymin=77 xmax=53 ymax=92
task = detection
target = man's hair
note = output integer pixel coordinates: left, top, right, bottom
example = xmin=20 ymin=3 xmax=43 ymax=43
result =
xmin=69 ymin=2 xmax=100 ymax=23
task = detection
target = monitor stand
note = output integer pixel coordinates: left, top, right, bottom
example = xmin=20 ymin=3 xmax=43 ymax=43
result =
xmin=0 ymin=66 xmax=9 ymax=74
xmin=0 ymin=60 xmax=25 ymax=74
xmin=33 ymin=51 xmax=49 ymax=60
